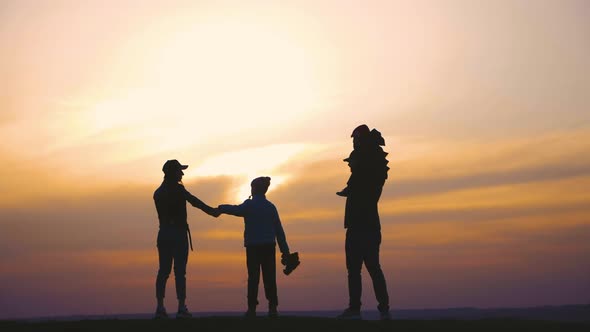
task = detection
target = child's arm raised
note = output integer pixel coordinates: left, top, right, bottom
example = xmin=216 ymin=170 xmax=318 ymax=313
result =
xmin=218 ymin=200 xmax=250 ymax=217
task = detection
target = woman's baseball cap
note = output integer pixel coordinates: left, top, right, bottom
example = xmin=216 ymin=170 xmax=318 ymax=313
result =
xmin=162 ymin=159 xmax=188 ymax=174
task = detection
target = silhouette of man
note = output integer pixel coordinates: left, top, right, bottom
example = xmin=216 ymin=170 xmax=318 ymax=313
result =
xmin=153 ymin=159 xmax=220 ymax=319
xmin=337 ymin=125 xmax=391 ymax=320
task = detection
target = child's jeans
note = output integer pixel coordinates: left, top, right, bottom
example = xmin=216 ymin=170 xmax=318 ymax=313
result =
xmin=246 ymin=243 xmax=278 ymax=309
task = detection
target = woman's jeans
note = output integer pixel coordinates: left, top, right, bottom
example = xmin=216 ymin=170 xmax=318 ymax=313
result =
xmin=156 ymin=226 xmax=189 ymax=301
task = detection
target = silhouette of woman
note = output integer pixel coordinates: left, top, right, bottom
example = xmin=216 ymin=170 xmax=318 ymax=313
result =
xmin=152 ymin=159 xmax=219 ymax=319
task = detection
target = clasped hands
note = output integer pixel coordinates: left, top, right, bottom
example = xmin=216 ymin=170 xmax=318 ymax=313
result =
xmin=209 ymin=207 xmax=221 ymax=218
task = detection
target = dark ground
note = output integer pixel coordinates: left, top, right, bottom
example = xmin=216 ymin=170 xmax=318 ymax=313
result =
xmin=1 ymin=316 xmax=588 ymax=332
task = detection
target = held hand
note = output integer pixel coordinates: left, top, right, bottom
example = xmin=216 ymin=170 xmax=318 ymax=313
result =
xmin=210 ymin=208 xmax=221 ymax=218
xmin=216 ymin=205 xmax=225 ymax=215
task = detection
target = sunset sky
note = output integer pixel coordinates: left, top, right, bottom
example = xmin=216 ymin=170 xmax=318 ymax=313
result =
xmin=1 ymin=0 xmax=589 ymax=319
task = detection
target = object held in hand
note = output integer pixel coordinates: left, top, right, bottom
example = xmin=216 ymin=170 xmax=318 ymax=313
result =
xmin=281 ymin=252 xmax=300 ymax=275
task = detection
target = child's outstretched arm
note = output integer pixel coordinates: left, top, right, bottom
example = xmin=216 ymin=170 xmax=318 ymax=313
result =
xmin=218 ymin=200 xmax=249 ymax=217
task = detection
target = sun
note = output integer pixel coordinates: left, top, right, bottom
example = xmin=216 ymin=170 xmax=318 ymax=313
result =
xmin=190 ymin=143 xmax=308 ymax=202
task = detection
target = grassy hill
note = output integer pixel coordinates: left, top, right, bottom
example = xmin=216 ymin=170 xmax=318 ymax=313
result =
xmin=1 ymin=316 xmax=588 ymax=332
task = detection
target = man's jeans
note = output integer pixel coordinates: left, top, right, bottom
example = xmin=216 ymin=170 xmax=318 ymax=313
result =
xmin=246 ymin=244 xmax=278 ymax=309
xmin=345 ymin=228 xmax=389 ymax=312
xmin=156 ymin=226 xmax=189 ymax=301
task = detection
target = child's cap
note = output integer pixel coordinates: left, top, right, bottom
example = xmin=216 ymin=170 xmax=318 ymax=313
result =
xmin=251 ymin=176 xmax=271 ymax=190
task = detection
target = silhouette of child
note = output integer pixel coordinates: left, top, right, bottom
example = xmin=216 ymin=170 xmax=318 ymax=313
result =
xmin=337 ymin=124 xmax=388 ymax=197
xmin=217 ymin=176 xmax=291 ymax=318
